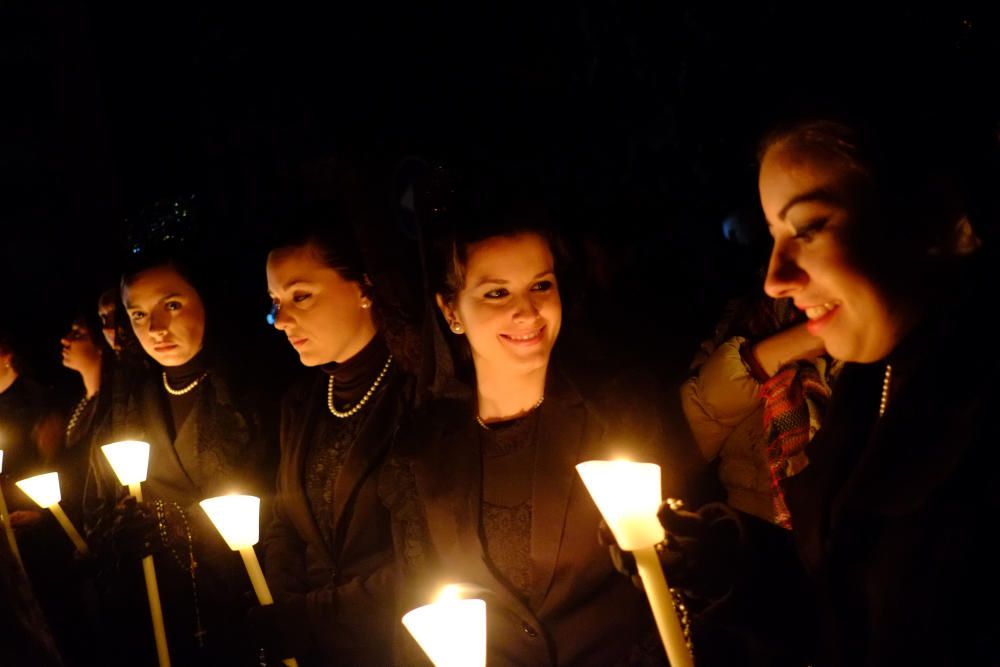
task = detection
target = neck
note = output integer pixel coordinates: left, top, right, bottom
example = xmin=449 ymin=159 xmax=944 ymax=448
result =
xmin=0 ymin=368 xmax=16 ymax=395
xmin=79 ymin=363 xmax=101 ymax=399
xmin=474 ymin=362 xmax=547 ymax=421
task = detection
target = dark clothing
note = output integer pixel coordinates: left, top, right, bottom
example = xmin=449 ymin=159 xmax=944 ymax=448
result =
xmin=0 ymin=534 xmax=64 ymax=667
xmin=383 ymin=369 xmax=676 ymax=667
xmin=87 ymin=362 xmax=270 ymax=667
xmin=784 ymin=260 xmax=999 ymax=665
xmin=0 ymin=376 xmax=50 ymax=511
xmin=263 ymin=337 xmax=407 ymax=666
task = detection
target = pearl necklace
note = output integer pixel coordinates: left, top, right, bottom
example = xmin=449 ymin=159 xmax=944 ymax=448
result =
xmin=476 ymin=395 xmax=545 ymax=430
xmin=162 ymin=371 xmax=209 ymax=396
xmin=879 ymin=363 xmax=892 ymax=418
xmin=327 ymin=355 xmax=393 ymax=418
xmin=65 ymin=394 xmax=94 ymax=441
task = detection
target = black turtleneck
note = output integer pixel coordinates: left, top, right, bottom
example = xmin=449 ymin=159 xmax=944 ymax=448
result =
xmin=307 ymin=334 xmax=390 ymax=551
xmin=162 ymin=348 xmax=211 ymax=436
xmin=321 ymin=334 xmax=389 ymax=411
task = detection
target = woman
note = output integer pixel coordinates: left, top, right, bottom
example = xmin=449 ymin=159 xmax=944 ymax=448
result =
xmin=756 ymin=116 xmax=995 ymax=664
xmin=384 ymin=205 xmax=674 ymax=666
xmin=88 ymin=248 xmax=269 ymax=667
xmin=259 ymin=214 xmax=416 ymax=666
xmin=58 ymin=313 xmax=110 ymax=520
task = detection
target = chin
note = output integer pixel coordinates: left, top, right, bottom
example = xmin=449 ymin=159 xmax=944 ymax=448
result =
xmin=296 ymin=352 xmax=323 ymax=367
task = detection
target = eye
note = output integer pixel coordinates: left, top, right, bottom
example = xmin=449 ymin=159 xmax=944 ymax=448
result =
xmin=165 ymin=301 xmax=182 ymax=311
xmin=292 ymin=293 xmax=312 ymax=304
xmin=484 ymin=287 xmax=509 ymax=299
xmin=793 ymin=218 xmax=828 ymax=242
xmin=129 ymin=311 xmax=146 ymax=322
xmin=531 ymin=280 xmax=554 ymax=292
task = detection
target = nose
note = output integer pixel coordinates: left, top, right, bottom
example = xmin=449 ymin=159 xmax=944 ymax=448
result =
xmin=272 ymin=304 xmax=293 ymax=331
xmin=512 ymin=292 xmax=541 ymax=322
xmin=148 ymin=309 xmax=169 ymax=337
xmin=763 ymin=240 xmax=808 ymax=299
xmin=60 ymin=335 xmax=71 ymax=348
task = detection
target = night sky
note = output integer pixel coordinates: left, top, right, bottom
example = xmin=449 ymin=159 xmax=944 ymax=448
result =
xmin=2 ymin=1 xmax=998 ymax=391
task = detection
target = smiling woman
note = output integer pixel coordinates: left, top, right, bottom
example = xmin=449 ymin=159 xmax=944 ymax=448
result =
xmin=750 ymin=114 xmax=998 ymax=664
xmin=382 ymin=193 xmax=675 ymax=666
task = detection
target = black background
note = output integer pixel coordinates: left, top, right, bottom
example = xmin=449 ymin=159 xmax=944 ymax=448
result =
xmin=2 ymin=1 xmax=998 ymax=391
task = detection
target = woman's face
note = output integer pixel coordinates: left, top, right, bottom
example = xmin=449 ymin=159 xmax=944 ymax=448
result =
xmin=122 ymin=265 xmax=206 ymax=367
xmin=60 ymin=322 xmax=102 ymax=374
xmin=760 ymin=143 xmax=913 ymax=362
xmin=439 ymin=232 xmax=562 ymax=378
xmin=266 ymin=243 xmax=377 ymax=366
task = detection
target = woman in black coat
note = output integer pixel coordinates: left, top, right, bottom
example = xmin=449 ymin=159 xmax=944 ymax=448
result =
xmin=88 ymin=247 xmax=270 ymax=666
xmin=754 ymin=114 xmax=998 ymax=664
xmin=258 ymin=212 xmax=418 ymax=666
xmin=383 ymin=201 xmax=683 ymax=666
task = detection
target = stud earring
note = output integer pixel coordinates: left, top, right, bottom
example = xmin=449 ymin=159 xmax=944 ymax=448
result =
xmin=361 ymin=301 xmax=371 ymax=310
xmin=451 ymin=321 xmax=464 ymax=334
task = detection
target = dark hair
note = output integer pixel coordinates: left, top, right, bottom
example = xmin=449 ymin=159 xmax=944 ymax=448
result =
xmin=758 ymin=116 xmax=974 ymax=259
xmin=267 ymin=203 xmax=423 ymax=373
xmin=433 ymin=203 xmax=568 ymax=308
xmin=425 ymin=185 xmax=572 ymax=384
xmin=118 ymin=244 xmax=217 ymax=364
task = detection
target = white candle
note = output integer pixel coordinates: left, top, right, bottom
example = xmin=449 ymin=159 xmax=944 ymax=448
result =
xmin=402 ymin=585 xmax=487 ymax=667
xmin=15 ymin=472 xmax=89 ymax=555
xmin=0 ymin=449 xmax=24 ymax=568
xmin=576 ymin=460 xmax=694 ymax=667
xmin=200 ymin=494 xmax=298 ymax=667
xmin=100 ymin=441 xmax=170 ymax=667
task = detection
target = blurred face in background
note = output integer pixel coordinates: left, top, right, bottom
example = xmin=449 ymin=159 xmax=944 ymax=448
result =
xmin=123 ymin=265 xmax=206 ymax=367
xmin=266 ymin=242 xmax=377 ymax=366
xmin=97 ymin=294 xmax=120 ymax=353
xmin=60 ymin=321 xmax=102 ymax=375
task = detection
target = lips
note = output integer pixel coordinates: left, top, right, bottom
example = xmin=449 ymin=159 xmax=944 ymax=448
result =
xmin=153 ymin=343 xmax=179 ymax=352
xmin=289 ymin=337 xmax=308 ymax=349
xmin=500 ymin=326 xmax=545 ymax=345
xmin=799 ymin=301 xmax=840 ymax=335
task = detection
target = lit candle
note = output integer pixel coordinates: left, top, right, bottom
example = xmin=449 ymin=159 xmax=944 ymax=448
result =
xmin=101 ymin=440 xmax=171 ymax=667
xmin=15 ymin=472 xmax=89 ymax=555
xmin=200 ymin=494 xmax=298 ymax=667
xmin=402 ymin=585 xmax=487 ymax=667
xmin=576 ymin=460 xmax=694 ymax=667
xmin=0 ymin=449 xmax=24 ymax=568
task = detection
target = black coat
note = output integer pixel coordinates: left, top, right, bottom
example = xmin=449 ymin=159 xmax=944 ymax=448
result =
xmin=263 ymin=366 xmax=409 ymax=666
xmin=383 ymin=369 xmax=678 ymax=667
xmin=785 ymin=280 xmax=1000 ymax=665
xmin=88 ymin=365 xmax=270 ymax=667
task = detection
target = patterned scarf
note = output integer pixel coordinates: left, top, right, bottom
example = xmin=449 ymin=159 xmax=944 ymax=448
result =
xmin=760 ymin=360 xmax=832 ymax=529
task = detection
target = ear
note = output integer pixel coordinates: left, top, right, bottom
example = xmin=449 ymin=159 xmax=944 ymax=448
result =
xmin=435 ymin=293 xmax=455 ymax=324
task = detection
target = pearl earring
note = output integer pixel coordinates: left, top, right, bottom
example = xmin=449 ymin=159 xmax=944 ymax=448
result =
xmin=361 ymin=302 xmax=371 ymax=310
xmin=451 ymin=321 xmax=464 ymax=334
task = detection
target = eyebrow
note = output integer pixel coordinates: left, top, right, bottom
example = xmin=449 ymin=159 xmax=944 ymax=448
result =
xmin=124 ymin=292 xmax=183 ymax=309
xmin=271 ymin=279 xmax=315 ymax=294
xmin=471 ymin=270 xmax=555 ymax=289
xmin=777 ymin=188 xmax=840 ymax=221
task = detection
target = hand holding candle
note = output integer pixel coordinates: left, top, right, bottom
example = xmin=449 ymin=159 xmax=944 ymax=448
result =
xmin=577 ymin=460 xmax=694 ymax=667
xmin=200 ymin=494 xmax=298 ymax=667
xmin=101 ymin=440 xmax=170 ymax=667
xmin=402 ymin=584 xmax=487 ymax=667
